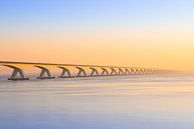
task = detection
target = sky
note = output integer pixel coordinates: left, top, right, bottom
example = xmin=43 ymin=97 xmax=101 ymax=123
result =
xmin=0 ymin=0 xmax=194 ymax=71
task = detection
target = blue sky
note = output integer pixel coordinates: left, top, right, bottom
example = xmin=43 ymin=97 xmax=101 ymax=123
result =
xmin=0 ymin=0 xmax=194 ymax=28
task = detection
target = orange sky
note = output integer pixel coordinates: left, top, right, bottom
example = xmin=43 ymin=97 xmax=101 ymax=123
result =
xmin=1 ymin=25 xmax=194 ymax=71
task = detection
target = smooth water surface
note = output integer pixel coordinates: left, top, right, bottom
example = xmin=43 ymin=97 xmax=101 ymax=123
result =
xmin=0 ymin=73 xmax=194 ymax=129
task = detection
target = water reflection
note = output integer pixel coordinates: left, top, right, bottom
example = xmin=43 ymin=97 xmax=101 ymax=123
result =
xmin=0 ymin=73 xmax=194 ymax=129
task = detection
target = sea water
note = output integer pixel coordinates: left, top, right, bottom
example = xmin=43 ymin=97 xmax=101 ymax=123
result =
xmin=0 ymin=73 xmax=194 ymax=129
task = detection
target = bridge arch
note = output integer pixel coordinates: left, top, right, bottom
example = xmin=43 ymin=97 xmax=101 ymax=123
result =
xmin=101 ymin=68 xmax=109 ymax=76
xmin=90 ymin=67 xmax=99 ymax=76
xmin=110 ymin=68 xmax=117 ymax=76
xmin=35 ymin=66 xmax=55 ymax=79
xmin=136 ymin=68 xmax=141 ymax=74
xmin=118 ymin=68 xmax=124 ymax=75
xmin=130 ymin=68 xmax=136 ymax=74
xmin=76 ymin=67 xmax=87 ymax=77
xmin=58 ymin=66 xmax=71 ymax=78
xmin=125 ymin=68 xmax=130 ymax=75
xmin=3 ymin=65 xmax=29 ymax=80
xmin=140 ymin=68 xmax=145 ymax=74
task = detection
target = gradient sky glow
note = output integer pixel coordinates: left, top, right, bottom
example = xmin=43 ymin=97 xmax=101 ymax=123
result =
xmin=1 ymin=0 xmax=194 ymax=71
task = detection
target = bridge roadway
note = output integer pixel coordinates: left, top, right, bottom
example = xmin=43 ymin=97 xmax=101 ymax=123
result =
xmin=0 ymin=61 xmax=159 ymax=81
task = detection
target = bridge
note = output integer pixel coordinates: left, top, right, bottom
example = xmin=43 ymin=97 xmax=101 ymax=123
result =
xmin=0 ymin=61 xmax=161 ymax=81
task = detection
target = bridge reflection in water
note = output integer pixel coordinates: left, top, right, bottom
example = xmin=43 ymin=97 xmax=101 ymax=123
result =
xmin=0 ymin=61 xmax=161 ymax=81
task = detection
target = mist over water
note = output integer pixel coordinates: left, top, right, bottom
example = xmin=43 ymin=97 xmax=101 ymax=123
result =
xmin=0 ymin=73 xmax=194 ymax=129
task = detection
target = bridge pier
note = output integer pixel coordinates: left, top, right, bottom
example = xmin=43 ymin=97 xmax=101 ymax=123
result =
xmin=110 ymin=68 xmax=117 ymax=76
xmin=4 ymin=65 xmax=29 ymax=80
xmin=101 ymin=68 xmax=109 ymax=76
xmin=58 ymin=66 xmax=72 ymax=78
xmin=35 ymin=66 xmax=55 ymax=79
xmin=144 ymin=69 xmax=148 ymax=74
xmin=90 ymin=68 xmax=99 ymax=76
xmin=130 ymin=68 xmax=136 ymax=75
xmin=146 ymin=69 xmax=151 ymax=74
xmin=136 ymin=69 xmax=141 ymax=74
xmin=118 ymin=68 xmax=124 ymax=75
xmin=125 ymin=68 xmax=130 ymax=75
xmin=140 ymin=69 xmax=145 ymax=74
xmin=149 ymin=69 xmax=153 ymax=74
xmin=142 ymin=69 xmax=148 ymax=74
xmin=137 ymin=68 xmax=142 ymax=74
xmin=76 ymin=67 xmax=87 ymax=77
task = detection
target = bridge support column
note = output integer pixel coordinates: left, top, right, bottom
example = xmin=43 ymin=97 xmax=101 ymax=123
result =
xmin=137 ymin=68 xmax=142 ymax=74
xmin=150 ymin=69 xmax=153 ymax=74
xmin=58 ymin=67 xmax=72 ymax=78
xmin=110 ymin=68 xmax=117 ymax=76
xmin=101 ymin=68 xmax=109 ymax=76
xmin=4 ymin=65 xmax=29 ymax=80
xmin=138 ymin=69 xmax=143 ymax=74
xmin=141 ymin=69 xmax=146 ymax=74
xmin=131 ymin=68 xmax=136 ymax=75
xmin=90 ymin=68 xmax=99 ymax=76
xmin=147 ymin=69 xmax=151 ymax=74
xmin=144 ymin=69 xmax=148 ymax=74
xmin=136 ymin=69 xmax=141 ymax=74
xmin=35 ymin=66 xmax=55 ymax=79
xmin=125 ymin=68 xmax=130 ymax=75
xmin=118 ymin=68 xmax=124 ymax=75
xmin=76 ymin=67 xmax=87 ymax=77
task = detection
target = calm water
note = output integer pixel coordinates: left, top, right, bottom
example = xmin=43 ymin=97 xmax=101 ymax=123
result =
xmin=0 ymin=73 xmax=194 ymax=129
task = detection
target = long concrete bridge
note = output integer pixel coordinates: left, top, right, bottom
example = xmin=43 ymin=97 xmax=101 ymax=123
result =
xmin=0 ymin=61 xmax=160 ymax=81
